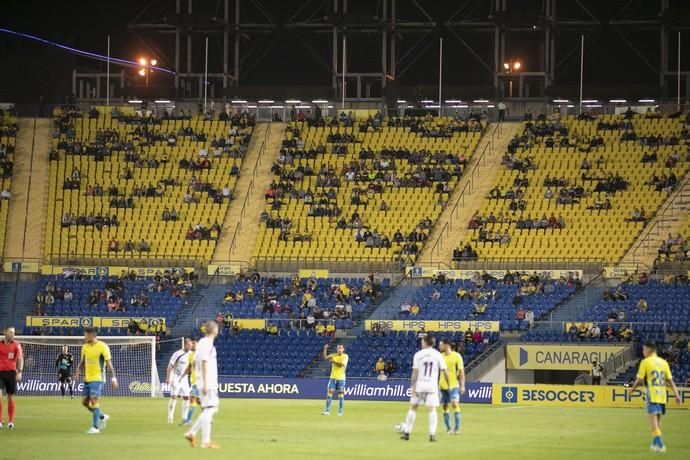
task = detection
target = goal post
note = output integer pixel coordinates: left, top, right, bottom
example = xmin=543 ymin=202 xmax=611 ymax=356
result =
xmin=4 ymin=336 xmax=162 ymax=397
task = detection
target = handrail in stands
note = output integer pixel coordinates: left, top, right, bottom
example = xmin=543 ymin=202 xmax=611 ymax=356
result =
xmin=626 ymin=171 xmax=690 ymax=265
xmin=427 ymin=123 xmax=497 ymax=266
xmin=227 ymin=122 xmax=271 ymax=258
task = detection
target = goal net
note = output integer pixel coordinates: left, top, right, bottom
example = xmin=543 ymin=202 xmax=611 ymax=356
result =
xmin=6 ymin=336 xmax=162 ymax=397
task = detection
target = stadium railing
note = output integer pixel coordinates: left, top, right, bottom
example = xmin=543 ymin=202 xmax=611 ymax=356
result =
xmin=249 ymin=255 xmax=404 ymax=273
xmin=625 ymin=172 xmax=690 ymax=265
xmin=529 ymin=320 xmax=668 ymax=334
xmin=426 ymin=129 xmax=494 ymax=266
xmin=601 ymin=345 xmax=637 ymax=384
xmin=226 ymin=123 xmax=271 ymax=259
xmin=453 ymin=258 xmax=604 ymax=275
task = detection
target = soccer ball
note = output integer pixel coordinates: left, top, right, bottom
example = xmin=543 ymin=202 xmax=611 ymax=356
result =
xmin=394 ymin=422 xmax=407 ymax=433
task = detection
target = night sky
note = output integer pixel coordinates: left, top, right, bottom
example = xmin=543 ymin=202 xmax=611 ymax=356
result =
xmin=1 ymin=0 xmax=688 ymax=102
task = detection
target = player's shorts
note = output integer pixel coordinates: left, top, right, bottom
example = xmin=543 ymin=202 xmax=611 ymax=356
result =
xmin=0 ymin=370 xmax=17 ymax=395
xmin=200 ymin=389 xmax=220 ymax=409
xmin=170 ymin=378 xmax=191 ymax=398
xmin=440 ymin=387 xmax=461 ymax=405
xmin=58 ymin=370 xmax=72 ymax=383
xmin=190 ymin=384 xmax=200 ymax=398
xmin=83 ymin=381 xmax=104 ymax=398
xmin=327 ymin=379 xmax=346 ymax=394
xmin=646 ymin=402 xmax=666 ymax=415
xmin=411 ymin=392 xmax=440 ymax=408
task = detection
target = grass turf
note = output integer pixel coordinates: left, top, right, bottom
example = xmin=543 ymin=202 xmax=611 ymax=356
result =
xmin=1 ymin=397 xmax=689 ymax=459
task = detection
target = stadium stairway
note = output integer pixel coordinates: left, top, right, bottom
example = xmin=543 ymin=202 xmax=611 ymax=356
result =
xmin=366 ymin=282 xmax=419 ymax=321
xmin=3 ymin=118 xmax=51 ymax=262
xmin=618 ymin=172 xmax=690 ymax=270
xmin=417 ymin=122 xmax=523 ymax=266
xmin=167 ymin=289 xmax=204 ymax=338
xmin=212 ymin=122 xmax=286 ymax=265
xmin=537 ymin=279 xmax=608 ymax=324
xmin=0 ymin=278 xmax=40 ymax=326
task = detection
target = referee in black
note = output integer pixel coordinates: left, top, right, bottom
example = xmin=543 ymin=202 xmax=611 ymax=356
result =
xmin=55 ymin=346 xmax=74 ymax=399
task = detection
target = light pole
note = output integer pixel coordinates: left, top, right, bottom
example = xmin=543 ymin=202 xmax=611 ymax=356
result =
xmin=138 ymin=57 xmax=157 ymax=86
xmin=503 ymin=60 xmax=521 ymax=97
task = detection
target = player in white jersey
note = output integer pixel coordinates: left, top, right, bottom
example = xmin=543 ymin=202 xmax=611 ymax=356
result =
xmin=184 ymin=321 xmax=220 ymax=449
xmin=166 ymin=337 xmax=192 ymax=423
xmin=400 ymin=335 xmax=448 ymax=442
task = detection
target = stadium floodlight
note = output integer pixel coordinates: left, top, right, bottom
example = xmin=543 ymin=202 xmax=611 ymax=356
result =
xmin=312 ymin=99 xmax=328 ymax=104
xmin=581 ymin=99 xmax=598 ymax=103
xmin=258 ymin=99 xmax=274 ymax=104
xmin=553 ymin=99 xmax=569 ymax=103
xmin=154 ymin=99 xmax=171 ymax=104
xmin=128 ymin=99 xmax=143 ymax=104
xmin=231 ymin=99 xmax=247 ymax=104
xmin=285 ymin=99 xmax=301 ymax=104
xmin=473 ymin=99 xmax=489 ymax=103
xmin=609 ymin=99 xmax=627 ymax=103
xmin=137 ymin=56 xmax=157 ymax=85
xmin=638 ymin=99 xmax=656 ymax=103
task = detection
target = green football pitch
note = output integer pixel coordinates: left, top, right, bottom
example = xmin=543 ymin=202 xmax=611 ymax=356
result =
xmin=1 ymin=397 xmax=689 ymax=459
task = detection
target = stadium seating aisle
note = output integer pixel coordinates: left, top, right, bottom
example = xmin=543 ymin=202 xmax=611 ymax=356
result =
xmin=253 ymin=114 xmax=487 ymax=266
xmin=45 ymin=106 xmax=253 ymax=263
xmin=0 ymin=107 xmax=17 ymax=255
xmin=460 ymin=113 xmax=689 ymax=264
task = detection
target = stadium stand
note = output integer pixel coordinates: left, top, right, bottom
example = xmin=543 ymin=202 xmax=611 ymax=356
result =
xmin=45 ymin=106 xmax=253 ymax=263
xmin=0 ymin=106 xmax=17 ymax=254
xmin=388 ymin=271 xmax=578 ymax=331
xmin=575 ymin=278 xmax=690 ymax=334
xmin=346 ymin=330 xmax=499 ymax=378
xmin=204 ymin=273 xmax=390 ymax=328
xmin=458 ymin=112 xmax=689 ymax=264
xmin=22 ymin=269 xmax=198 ymax=335
xmin=214 ymin=329 xmax=328 ymax=377
xmin=253 ymin=113 xmax=487 ymax=266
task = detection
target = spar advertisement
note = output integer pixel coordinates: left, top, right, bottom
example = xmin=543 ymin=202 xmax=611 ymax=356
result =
xmin=17 ymin=374 xmax=493 ymax=403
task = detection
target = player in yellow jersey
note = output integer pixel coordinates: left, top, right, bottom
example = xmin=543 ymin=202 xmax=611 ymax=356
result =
xmin=439 ymin=339 xmax=465 ymax=434
xmin=77 ymin=327 xmax=118 ymax=434
xmin=629 ymin=342 xmax=681 ymax=453
xmin=322 ymin=343 xmax=348 ymax=416
xmin=181 ymin=338 xmax=198 ymax=425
